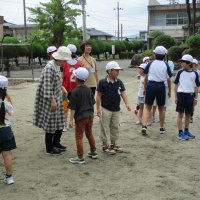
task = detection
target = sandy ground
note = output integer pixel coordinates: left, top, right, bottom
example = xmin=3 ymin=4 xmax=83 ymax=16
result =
xmin=1 ymin=60 xmax=200 ymax=200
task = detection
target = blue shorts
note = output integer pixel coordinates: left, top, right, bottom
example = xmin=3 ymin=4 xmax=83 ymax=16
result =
xmin=137 ymin=96 xmax=144 ymax=104
xmin=176 ymin=92 xmax=195 ymax=114
xmin=0 ymin=126 xmax=16 ymax=152
xmin=145 ymin=81 xmax=166 ymax=106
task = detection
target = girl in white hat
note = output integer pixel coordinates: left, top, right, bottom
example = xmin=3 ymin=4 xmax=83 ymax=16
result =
xmin=0 ymin=75 xmax=16 ymax=185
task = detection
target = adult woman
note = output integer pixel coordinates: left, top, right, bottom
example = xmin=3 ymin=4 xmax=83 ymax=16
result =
xmin=78 ymin=41 xmax=99 ymax=97
xmin=33 ymin=46 xmax=71 ymax=155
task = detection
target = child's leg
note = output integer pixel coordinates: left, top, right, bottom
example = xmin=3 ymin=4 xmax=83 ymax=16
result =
xmin=177 ymin=112 xmax=184 ymax=131
xmin=100 ymin=108 xmax=112 ymax=146
xmin=85 ymin=118 xmax=96 ymax=153
xmin=138 ymin=103 xmax=144 ymax=123
xmin=158 ymin=106 xmax=165 ymax=128
xmin=142 ymin=104 xmax=152 ymax=126
xmin=110 ymin=111 xmax=120 ymax=145
xmin=185 ymin=113 xmax=190 ymax=130
xmin=2 ymin=151 xmax=13 ymax=176
xmin=75 ymin=119 xmax=85 ymax=158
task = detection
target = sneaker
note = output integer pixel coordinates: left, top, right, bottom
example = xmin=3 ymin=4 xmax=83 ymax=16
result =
xmin=177 ymin=132 xmax=189 ymax=141
xmin=184 ymin=131 xmax=195 ymax=139
xmin=102 ymin=146 xmax=116 ymax=155
xmin=54 ymin=143 xmax=67 ymax=151
xmin=160 ymin=128 xmax=166 ymax=134
xmin=141 ymin=126 xmax=147 ymax=135
xmin=87 ymin=152 xmax=98 ymax=159
xmin=69 ymin=157 xmax=86 ymax=164
xmin=110 ymin=144 xmax=123 ymax=153
xmin=46 ymin=147 xmax=62 ymax=156
xmin=4 ymin=175 xmax=14 ymax=185
xmin=152 ymin=116 xmax=156 ymax=123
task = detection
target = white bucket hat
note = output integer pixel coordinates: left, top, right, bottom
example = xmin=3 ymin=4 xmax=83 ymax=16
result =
xmin=143 ymin=56 xmax=150 ymax=63
xmin=73 ymin=67 xmax=89 ymax=81
xmin=153 ymin=46 xmax=168 ymax=55
xmin=67 ymin=44 xmax=77 ymax=53
xmin=47 ymin=46 xmax=57 ymax=54
xmin=0 ymin=75 xmax=8 ymax=89
xmin=106 ymin=61 xmax=123 ymax=71
xmin=52 ymin=46 xmax=72 ymax=61
xmin=180 ymin=54 xmax=193 ymax=63
xmin=138 ymin=63 xmax=146 ymax=70
xmin=192 ymin=59 xmax=198 ymax=65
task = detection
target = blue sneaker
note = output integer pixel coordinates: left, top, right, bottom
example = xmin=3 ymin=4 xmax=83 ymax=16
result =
xmin=177 ymin=132 xmax=189 ymax=141
xmin=184 ymin=131 xmax=195 ymax=139
xmin=69 ymin=157 xmax=85 ymax=164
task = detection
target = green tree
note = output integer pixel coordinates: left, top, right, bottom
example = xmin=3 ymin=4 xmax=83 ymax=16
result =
xmin=187 ymin=34 xmax=200 ymax=50
xmin=28 ymin=0 xmax=81 ymax=46
xmin=168 ymin=46 xmax=183 ymax=61
xmin=153 ymin=34 xmax=176 ymax=49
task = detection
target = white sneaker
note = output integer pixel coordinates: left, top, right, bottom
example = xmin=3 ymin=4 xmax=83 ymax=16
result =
xmin=4 ymin=176 xmax=14 ymax=185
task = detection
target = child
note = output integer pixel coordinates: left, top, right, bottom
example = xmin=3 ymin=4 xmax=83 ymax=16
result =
xmin=141 ymin=46 xmax=172 ymax=135
xmin=47 ymin=46 xmax=57 ymax=61
xmin=68 ymin=67 xmax=97 ymax=164
xmin=96 ymin=61 xmax=131 ymax=155
xmin=174 ymin=54 xmax=200 ymax=140
xmin=136 ymin=63 xmax=146 ymax=125
xmin=0 ymin=75 xmax=16 ymax=185
xmin=62 ymin=44 xmax=82 ymax=130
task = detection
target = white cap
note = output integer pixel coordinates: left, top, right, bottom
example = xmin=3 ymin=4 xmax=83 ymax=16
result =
xmin=143 ymin=56 xmax=150 ymax=63
xmin=138 ymin=63 xmax=147 ymax=70
xmin=67 ymin=44 xmax=77 ymax=53
xmin=106 ymin=61 xmax=123 ymax=71
xmin=193 ymin=59 xmax=198 ymax=65
xmin=47 ymin=46 xmax=57 ymax=54
xmin=153 ymin=46 xmax=167 ymax=55
xmin=180 ymin=54 xmax=193 ymax=63
xmin=0 ymin=75 xmax=8 ymax=88
xmin=52 ymin=46 xmax=72 ymax=61
xmin=72 ymin=67 xmax=89 ymax=81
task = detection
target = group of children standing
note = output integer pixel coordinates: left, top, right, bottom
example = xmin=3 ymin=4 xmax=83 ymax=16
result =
xmin=136 ymin=46 xmax=200 ymax=141
xmin=1 ymin=43 xmax=200 ymax=185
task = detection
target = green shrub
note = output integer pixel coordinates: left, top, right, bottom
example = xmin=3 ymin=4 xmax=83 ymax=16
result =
xmin=187 ymin=34 xmax=200 ymax=50
xmin=153 ymin=34 xmax=176 ymax=49
xmin=119 ymin=52 xmax=135 ymax=59
xmin=168 ymin=46 xmax=183 ymax=61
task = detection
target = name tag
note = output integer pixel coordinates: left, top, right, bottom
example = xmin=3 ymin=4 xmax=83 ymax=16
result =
xmin=90 ymin=67 xmax=96 ymax=73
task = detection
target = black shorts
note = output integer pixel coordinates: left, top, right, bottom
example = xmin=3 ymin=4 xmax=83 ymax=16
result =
xmin=176 ymin=92 xmax=195 ymax=114
xmin=145 ymin=81 xmax=166 ymax=106
xmin=0 ymin=126 xmax=16 ymax=152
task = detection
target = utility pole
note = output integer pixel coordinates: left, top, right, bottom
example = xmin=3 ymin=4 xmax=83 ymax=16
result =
xmin=121 ymin=24 xmax=123 ymax=41
xmin=114 ymin=2 xmax=123 ymax=40
xmin=79 ymin=0 xmax=87 ymax=42
xmin=23 ymin=0 xmax=27 ymax=41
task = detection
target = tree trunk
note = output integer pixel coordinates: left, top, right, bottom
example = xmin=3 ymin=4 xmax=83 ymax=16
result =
xmin=5 ymin=59 xmax=10 ymax=78
xmin=186 ymin=0 xmax=192 ymax=36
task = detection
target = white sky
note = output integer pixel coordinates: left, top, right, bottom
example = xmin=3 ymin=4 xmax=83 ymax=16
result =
xmin=0 ymin=0 xmax=186 ymax=37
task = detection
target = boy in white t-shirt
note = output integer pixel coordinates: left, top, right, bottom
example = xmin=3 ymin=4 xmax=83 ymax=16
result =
xmin=174 ymin=55 xmax=200 ymax=140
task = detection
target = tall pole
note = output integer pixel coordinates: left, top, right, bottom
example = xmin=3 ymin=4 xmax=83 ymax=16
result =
xmin=114 ymin=2 xmax=122 ymax=40
xmin=79 ymin=0 xmax=87 ymax=42
xmin=23 ymin=0 xmax=27 ymax=41
xmin=121 ymin=24 xmax=123 ymax=41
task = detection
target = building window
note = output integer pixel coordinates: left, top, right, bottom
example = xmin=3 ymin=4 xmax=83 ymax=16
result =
xmin=155 ymin=15 xmax=165 ymax=26
xmin=166 ymin=14 xmax=177 ymax=26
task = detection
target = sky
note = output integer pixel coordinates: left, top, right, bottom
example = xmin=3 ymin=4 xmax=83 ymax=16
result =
xmin=0 ymin=0 xmax=186 ymax=37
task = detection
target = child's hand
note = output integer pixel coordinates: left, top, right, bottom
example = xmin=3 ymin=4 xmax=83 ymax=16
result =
xmin=175 ymin=98 xmax=177 ymax=104
xmin=97 ymin=109 xmax=101 ymax=117
xmin=69 ymin=120 xmax=73 ymax=128
xmin=126 ymin=104 xmax=131 ymax=111
xmin=194 ymin=99 xmax=197 ymax=106
xmin=50 ymin=99 xmax=57 ymax=111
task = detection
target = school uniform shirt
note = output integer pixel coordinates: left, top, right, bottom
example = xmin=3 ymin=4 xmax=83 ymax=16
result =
xmin=68 ymin=85 xmax=94 ymax=123
xmin=138 ymin=75 xmax=145 ymax=97
xmin=0 ymin=100 xmax=13 ymax=128
xmin=97 ymin=78 xmax=125 ymax=112
xmin=144 ymin=60 xmax=172 ymax=82
xmin=174 ymin=69 xmax=200 ymax=93
xmin=78 ymin=55 xmax=97 ymax=87
xmin=62 ymin=59 xmax=82 ymax=93
xmin=33 ymin=60 xmax=65 ymax=134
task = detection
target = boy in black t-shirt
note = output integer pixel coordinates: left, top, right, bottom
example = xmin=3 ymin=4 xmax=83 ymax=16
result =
xmin=68 ymin=67 xmax=97 ymax=164
xmin=96 ymin=61 xmax=131 ymax=155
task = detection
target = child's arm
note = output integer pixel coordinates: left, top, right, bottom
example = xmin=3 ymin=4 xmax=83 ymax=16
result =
xmin=143 ymin=75 xmax=148 ymax=95
xmin=194 ymin=87 xmax=198 ymax=106
xmin=69 ymin=109 xmax=75 ymax=128
xmin=167 ymin=78 xmax=171 ymax=97
xmin=174 ymin=84 xmax=178 ymax=104
xmin=121 ymin=91 xmax=131 ymax=111
xmin=96 ymin=92 xmax=102 ymax=117
xmin=6 ymin=94 xmax=13 ymax=105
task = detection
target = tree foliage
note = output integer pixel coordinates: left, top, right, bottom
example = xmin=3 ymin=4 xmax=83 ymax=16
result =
xmin=153 ymin=34 xmax=176 ymax=49
xmin=187 ymin=34 xmax=200 ymax=49
xmin=28 ymin=0 xmax=81 ymax=46
xmin=168 ymin=46 xmax=183 ymax=61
